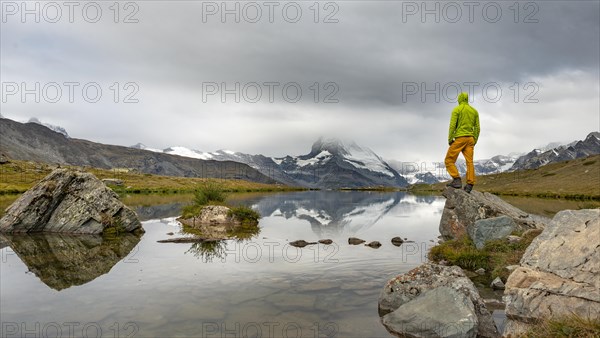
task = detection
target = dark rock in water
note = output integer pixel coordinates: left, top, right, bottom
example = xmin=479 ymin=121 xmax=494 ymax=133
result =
xmin=468 ymin=215 xmax=517 ymax=249
xmin=379 ymin=263 xmax=499 ymax=338
xmin=366 ymin=241 xmax=382 ymax=248
xmin=166 ymin=232 xmax=174 ymax=236
xmin=318 ymin=239 xmax=333 ymax=245
xmin=391 ymin=237 xmax=404 ymax=246
xmin=348 ymin=237 xmax=365 ymax=245
xmin=504 ymin=209 xmax=600 ymax=336
xmin=1 ymin=232 xmax=141 ymax=290
xmin=0 ymin=169 xmax=142 ymax=234
xmin=439 ymin=187 xmax=547 ymax=241
xmin=289 ymin=240 xmax=317 ymax=248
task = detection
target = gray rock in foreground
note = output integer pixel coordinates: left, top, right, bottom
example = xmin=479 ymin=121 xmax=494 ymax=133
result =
xmin=468 ymin=215 xmax=517 ymax=249
xmin=378 ymin=263 xmax=499 ymax=338
xmin=503 ymin=209 xmax=600 ymax=336
xmin=0 ymin=169 xmax=142 ymax=234
xmin=439 ymin=187 xmax=548 ymax=241
xmin=382 ymin=286 xmax=478 ymax=338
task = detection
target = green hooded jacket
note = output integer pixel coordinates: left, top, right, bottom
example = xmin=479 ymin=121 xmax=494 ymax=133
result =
xmin=448 ymin=92 xmax=480 ymax=145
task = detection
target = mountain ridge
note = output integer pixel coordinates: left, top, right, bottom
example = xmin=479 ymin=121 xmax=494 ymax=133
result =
xmin=0 ymin=118 xmax=275 ymax=184
xmin=509 ymin=132 xmax=600 ymax=171
xmin=128 ymin=137 xmax=408 ymax=188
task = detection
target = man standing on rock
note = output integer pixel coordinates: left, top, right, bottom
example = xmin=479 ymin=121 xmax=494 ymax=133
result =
xmin=445 ymin=92 xmax=480 ymax=193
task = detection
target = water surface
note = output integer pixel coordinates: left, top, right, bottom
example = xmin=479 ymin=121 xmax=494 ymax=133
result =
xmin=1 ymin=191 xmax=446 ymax=337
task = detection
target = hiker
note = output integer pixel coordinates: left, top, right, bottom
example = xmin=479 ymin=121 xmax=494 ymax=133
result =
xmin=445 ymin=92 xmax=480 ymax=193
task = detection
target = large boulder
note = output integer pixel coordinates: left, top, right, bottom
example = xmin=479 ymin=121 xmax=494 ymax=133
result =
xmin=503 ymin=209 xmax=600 ymax=336
xmin=0 ymin=169 xmax=142 ymax=234
xmin=440 ymin=188 xmax=548 ymax=241
xmin=382 ymin=286 xmax=478 ymax=338
xmin=378 ymin=263 xmax=499 ymax=338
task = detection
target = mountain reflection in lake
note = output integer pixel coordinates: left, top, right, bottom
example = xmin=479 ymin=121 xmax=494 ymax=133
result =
xmin=1 ymin=191 xmax=444 ymax=338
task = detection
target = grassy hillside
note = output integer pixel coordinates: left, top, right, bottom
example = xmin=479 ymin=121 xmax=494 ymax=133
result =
xmin=410 ymin=155 xmax=600 ymax=200
xmin=0 ymin=159 xmax=303 ymax=195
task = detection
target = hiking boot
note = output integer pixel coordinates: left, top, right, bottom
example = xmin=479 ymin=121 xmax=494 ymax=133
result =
xmin=446 ymin=178 xmax=462 ymax=189
xmin=463 ymin=184 xmax=474 ymax=193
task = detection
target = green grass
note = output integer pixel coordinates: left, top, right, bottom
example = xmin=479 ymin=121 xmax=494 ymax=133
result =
xmin=429 ymin=236 xmax=491 ymax=271
xmin=181 ymin=182 xmax=229 ymax=219
xmin=179 ymin=183 xmax=261 ymax=229
xmin=227 ymin=205 xmax=260 ymax=225
xmin=192 ymin=181 xmax=227 ymax=205
xmin=429 ymin=229 xmax=543 ymax=282
xmin=497 ymin=196 xmax=600 ymax=218
xmin=0 ymin=159 xmax=304 ymax=195
xmin=524 ymin=315 xmax=600 ymax=338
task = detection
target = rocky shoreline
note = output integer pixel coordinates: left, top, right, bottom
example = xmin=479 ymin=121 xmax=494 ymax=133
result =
xmin=378 ymin=187 xmax=599 ymax=337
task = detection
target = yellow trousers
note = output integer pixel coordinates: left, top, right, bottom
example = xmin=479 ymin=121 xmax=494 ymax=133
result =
xmin=445 ymin=136 xmax=476 ymax=185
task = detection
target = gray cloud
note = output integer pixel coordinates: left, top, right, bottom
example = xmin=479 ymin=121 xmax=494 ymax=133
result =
xmin=1 ymin=1 xmax=598 ymax=162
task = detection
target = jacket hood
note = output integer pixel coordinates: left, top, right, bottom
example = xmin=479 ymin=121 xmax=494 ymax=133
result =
xmin=457 ymin=92 xmax=469 ymax=104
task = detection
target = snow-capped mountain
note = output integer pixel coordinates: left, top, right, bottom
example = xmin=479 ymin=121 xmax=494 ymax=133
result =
xmin=509 ymin=132 xmax=600 ymax=171
xmin=274 ymin=138 xmax=407 ymax=188
xmin=129 ymin=138 xmax=408 ymax=188
xmin=27 ymin=117 xmax=69 ymax=138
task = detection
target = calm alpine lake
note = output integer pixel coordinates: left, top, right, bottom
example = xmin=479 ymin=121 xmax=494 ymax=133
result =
xmin=1 ymin=191 xmax=449 ymax=337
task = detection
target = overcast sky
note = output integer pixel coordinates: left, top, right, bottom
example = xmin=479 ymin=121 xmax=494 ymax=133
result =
xmin=1 ymin=1 xmax=599 ymax=163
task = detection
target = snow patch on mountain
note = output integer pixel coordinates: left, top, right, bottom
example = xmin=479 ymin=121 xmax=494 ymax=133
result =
xmin=163 ymin=146 xmax=214 ymax=160
xmin=131 ymin=143 xmax=163 ymax=153
xmin=296 ymin=150 xmax=332 ymax=167
xmin=342 ymin=143 xmax=395 ymax=177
